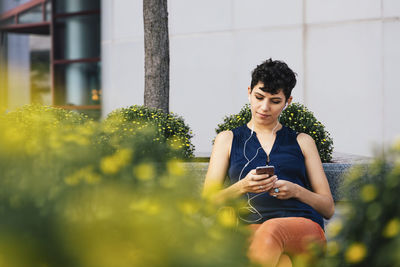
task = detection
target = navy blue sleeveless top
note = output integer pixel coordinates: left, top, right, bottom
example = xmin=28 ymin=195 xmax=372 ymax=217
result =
xmin=228 ymin=124 xmax=324 ymax=230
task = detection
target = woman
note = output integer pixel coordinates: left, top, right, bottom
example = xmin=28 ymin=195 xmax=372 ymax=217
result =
xmin=203 ymin=59 xmax=334 ymax=267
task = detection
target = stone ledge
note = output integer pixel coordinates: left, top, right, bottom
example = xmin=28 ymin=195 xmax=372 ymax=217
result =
xmin=329 ymin=152 xmax=372 ymax=164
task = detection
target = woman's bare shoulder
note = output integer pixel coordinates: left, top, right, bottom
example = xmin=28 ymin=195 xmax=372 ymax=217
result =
xmin=213 ymin=130 xmax=234 ymax=155
xmin=215 ymin=130 xmax=233 ymax=142
xmin=296 ymin=132 xmax=317 ymax=155
xmin=296 ymin=132 xmax=315 ymax=144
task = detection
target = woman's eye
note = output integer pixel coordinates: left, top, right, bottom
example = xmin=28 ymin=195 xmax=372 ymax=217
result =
xmin=272 ymin=101 xmax=281 ymax=104
xmin=256 ymin=97 xmax=263 ymax=100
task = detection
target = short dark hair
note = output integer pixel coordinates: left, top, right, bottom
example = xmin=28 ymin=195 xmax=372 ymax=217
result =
xmin=250 ymin=58 xmax=297 ymax=101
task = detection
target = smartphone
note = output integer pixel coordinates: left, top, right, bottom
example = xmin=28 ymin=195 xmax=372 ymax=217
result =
xmin=256 ymin=165 xmax=275 ymax=176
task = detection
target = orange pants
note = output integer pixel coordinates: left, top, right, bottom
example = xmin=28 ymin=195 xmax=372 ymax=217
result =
xmin=247 ymin=217 xmax=326 ymax=267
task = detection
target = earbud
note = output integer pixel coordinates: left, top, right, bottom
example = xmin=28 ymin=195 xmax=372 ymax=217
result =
xmin=282 ymin=103 xmax=288 ymax=111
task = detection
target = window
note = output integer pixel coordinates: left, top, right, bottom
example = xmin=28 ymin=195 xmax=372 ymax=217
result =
xmin=52 ymin=0 xmax=101 ymax=117
xmin=0 ymin=0 xmax=101 ymax=118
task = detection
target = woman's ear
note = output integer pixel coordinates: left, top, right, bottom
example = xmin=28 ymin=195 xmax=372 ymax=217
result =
xmin=248 ymin=87 xmax=252 ymax=102
xmin=282 ymin=96 xmax=293 ymax=111
xmin=287 ymin=96 xmax=293 ymax=105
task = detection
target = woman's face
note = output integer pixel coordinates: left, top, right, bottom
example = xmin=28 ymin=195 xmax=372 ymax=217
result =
xmin=248 ymin=82 xmax=292 ymax=125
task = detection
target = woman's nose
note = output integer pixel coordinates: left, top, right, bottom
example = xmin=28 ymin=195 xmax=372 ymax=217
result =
xmin=261 ymin=101 xmax=269 ymax=111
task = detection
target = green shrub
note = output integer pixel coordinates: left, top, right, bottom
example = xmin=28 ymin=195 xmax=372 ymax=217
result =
xmin=215 ymin=102 xmax=334 ymax=162
xmin=104 ymin=105 xmax=195 ymax=159
xmin=320 ymin=142 xmax=400 ymax=267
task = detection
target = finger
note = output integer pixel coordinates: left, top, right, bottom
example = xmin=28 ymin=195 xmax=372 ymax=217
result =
xmin=248 ymin=173 xmax=269 ymax=181
xmin=252 ymin=174 xmax=270 ymax=181
xmin=254 ymin=187 xmax=264 ymax=193
xmin=273 ymin=179 xmax=285 ymax=187
xmin=248 ymin=181 xmax=258 ymax=187
xmin=259 ymin=181 xmax=277 ymax=192
xmin=253 ymin=184 xmax=269 ymax=193
xmin=261 ymin=183 xmax=275 ymax=192
xmin=260 ymin=177 xmax=277 ymax=186
xmin=273 ymin=187 xmax=282 ymax=194
xmin=269 ymin=187 xmax=282 ymax=195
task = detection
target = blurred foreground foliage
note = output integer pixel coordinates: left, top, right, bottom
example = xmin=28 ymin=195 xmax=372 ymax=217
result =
xmin=2 ymin=104 xmax=400 ymax=267
xmin=321 ymin=141 xmax=400 ymax=267
xmin=0 ymin=105 xmax=249 ymax=267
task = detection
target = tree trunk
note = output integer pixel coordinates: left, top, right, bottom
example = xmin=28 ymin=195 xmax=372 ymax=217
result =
xmin=143 ymin=0 xmax=170 ymax=113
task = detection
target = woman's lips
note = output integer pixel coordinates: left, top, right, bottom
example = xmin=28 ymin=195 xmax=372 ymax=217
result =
xmin=257 ymin=112 xmax=270 ymax=118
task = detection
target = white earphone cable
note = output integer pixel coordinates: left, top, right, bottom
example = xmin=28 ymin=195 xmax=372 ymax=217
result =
xmin=237 ymin=120 xmax=280 ymax=223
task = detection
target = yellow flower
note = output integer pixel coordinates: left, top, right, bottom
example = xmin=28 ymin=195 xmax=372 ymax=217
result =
xmin=65 ymin=166 xmax=101 ymax=186
xmin=133 ymin=162 xmax=155 ymax=181
xmin=360 ymin=184 xmax=377 ymax=202
xmin=147 ymin=202 xmax=160 ymax=215
xmin=179 ymin=200 xmax=200 ymax=215
xmin=167 ymin=160 xmax=185 ymax=176
xmin=100 ymin=149 xmax=133 ymax=175
xmin=383 ymin=218 xmax=400 ymax=238
xmin=63 ymin=134 xmax=89 ymax=145
xmin=100 ymin=156 xmax=120 ymax=174
xmin=345 ymin=243 xmax=367 ymax=263
xmin=168 ymin=137 xmax=183 ymax=150
xmin=326 ymin=219 xmax=343 ymax=238
xmin=217 ymin=207 xmax=237 ymax=228
xmin=130 ymin=199 xmax=159 ymax=215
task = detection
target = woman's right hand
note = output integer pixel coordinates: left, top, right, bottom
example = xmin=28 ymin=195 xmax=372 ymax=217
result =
xmin=238 ymin=169 xmax=277 ymax=194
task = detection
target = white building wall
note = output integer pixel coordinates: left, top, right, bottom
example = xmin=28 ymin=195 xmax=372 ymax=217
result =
xmin=102 ymin=0 xmax=400 ymax=157
xmin=101 ymin=0 xmax=144 ymax=113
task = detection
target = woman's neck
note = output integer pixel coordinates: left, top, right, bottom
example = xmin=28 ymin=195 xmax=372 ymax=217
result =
xmin=247 ymin=119 xmax=282 ymax=135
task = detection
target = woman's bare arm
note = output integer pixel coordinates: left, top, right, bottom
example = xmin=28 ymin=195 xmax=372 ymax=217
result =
xmin=202 ymin=131 xmax=241 ymax=203
xmin=295 ymin=133 xmax=335 ymax=219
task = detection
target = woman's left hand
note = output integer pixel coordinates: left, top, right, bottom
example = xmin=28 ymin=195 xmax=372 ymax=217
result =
xmin=268 ymin=180 xmax=300 ymax=200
